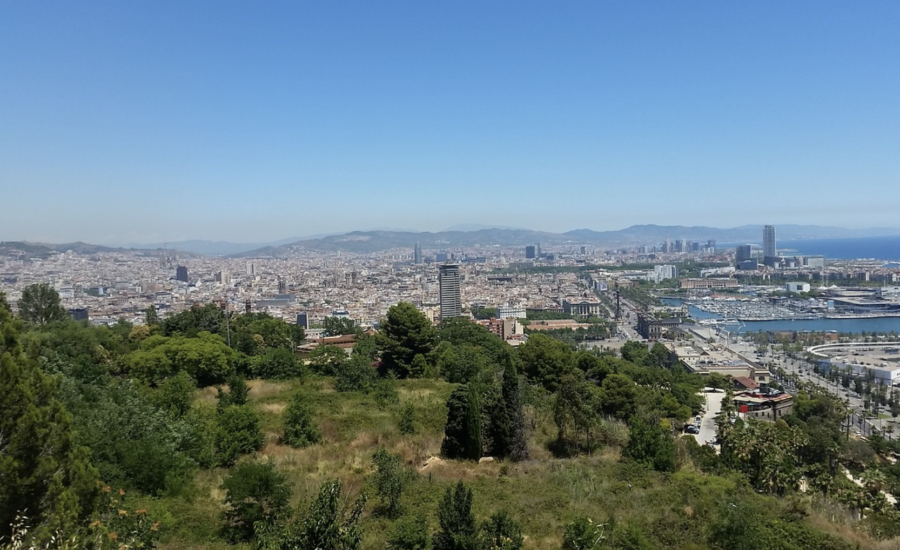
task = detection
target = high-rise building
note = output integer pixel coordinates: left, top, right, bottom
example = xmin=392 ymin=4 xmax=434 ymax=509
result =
xmin=438 ymin=264 xmax=462 ymax=320
xmin=296 ymin=312 xmax=308 ymax=329
xmin=735 ymin=245 xmax=753 ymax=264
xmin=176 ymin=265 xmax=188 ymax=283
xmin=414 ymin=242 xmax=423 ymax=265
xmin=763 ymin=225 xmax=777 ymax=259
xmin=525 ymin=245 xmax=536 ymax=259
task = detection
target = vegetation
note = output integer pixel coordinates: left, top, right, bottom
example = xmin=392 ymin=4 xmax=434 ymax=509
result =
xmin=1 ymin=298 xmax=896 ymax=550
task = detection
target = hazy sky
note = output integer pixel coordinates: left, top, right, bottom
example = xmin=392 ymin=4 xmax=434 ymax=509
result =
xmin=2 ymin=2 xmax=898 ymax=244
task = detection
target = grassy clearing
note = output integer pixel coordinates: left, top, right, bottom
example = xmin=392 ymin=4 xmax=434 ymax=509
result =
xmin=147 ymin=376 xmax=895 ymax=550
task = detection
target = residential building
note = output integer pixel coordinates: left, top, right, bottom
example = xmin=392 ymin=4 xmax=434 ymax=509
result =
xmin=438 ymin=264 xmax=462 ymax=319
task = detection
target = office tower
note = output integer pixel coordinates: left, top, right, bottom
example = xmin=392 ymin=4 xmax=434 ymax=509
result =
xmin=296 ymin=312 xmax=309 ymax=330
xmin=414 ymin=242 xmax=423 ymax=264
xmin=763 ymin=225 xmax=777 ymax=261
xmin=536 ymin=243 xmax=542 ymax=259
xmin=735 ymin=245 xmax=753 ymax=264
xmin=176 ymin=265 xmax=188 ymax=283
xmin=580 ymin=246 xmax=586 ymax=255
xmin=278 ymin=278 xmax=287 ymax=294
xmin=246 ymin=261 xmax=255 ymax=276
xmin=707 ymin=239 xmax=716 ymax=251
xmin=525 ymin=245 xmax=536 ymax=259
xmin=438 ymin=264 xmax=462 ymax=319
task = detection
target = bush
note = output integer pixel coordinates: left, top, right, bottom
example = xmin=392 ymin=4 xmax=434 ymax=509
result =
xmin=371 ymin=448 xmax=410 ymax=519
xmin=622 ymin=416 xmax=676 ymax=472
xmin=562 ymin=517 xmax=607 ymax=550
xmin=255 ymin=479 xmax=367 ymax=550
xmin=221 ymin=461 xmax=290 ymax=542
xmin=481 ymin=510 xmax=524 ymax=550
xmin=216 ymin=405 xmax=264 ymax=466
xmin=399 ymin=402 xmax=416 ymax=435
xmin=387 ymin=513 xmax=429 ymax=550
xmin=283 ymin=392 xmax=322 ymax=448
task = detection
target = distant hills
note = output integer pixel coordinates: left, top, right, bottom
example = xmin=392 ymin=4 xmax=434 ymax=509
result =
xmin=227 ymin=224 xmax=900 ymax=257
xmin=4 ymin=224 xmax=900 ymax=258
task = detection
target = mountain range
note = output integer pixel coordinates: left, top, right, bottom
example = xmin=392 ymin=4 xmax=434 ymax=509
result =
xmin=4 ymin=225 xmax=900 ymax=258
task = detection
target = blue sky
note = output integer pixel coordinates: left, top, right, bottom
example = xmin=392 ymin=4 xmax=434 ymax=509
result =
xmin=1 ymin=2 xmax=898 ymax=244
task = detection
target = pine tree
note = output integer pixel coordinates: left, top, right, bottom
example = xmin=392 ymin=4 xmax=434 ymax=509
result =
xmin=0 ymin=305 xmax=100 ymax=543
xmin=283 ymin=392 xmax=322 ymax=448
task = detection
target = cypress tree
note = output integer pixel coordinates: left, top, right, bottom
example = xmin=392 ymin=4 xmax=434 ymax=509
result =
xmin=441 ymin=385 xmax=470 ymax=459
xmin=501 ymin=355 xmax=529 ymax=461
xmin=464 ymin=384 xmax=483 ymax=461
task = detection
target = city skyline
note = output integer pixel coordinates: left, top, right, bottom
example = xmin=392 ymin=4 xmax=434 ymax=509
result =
xmin=3 ymin=3 xmax=899 ymax=244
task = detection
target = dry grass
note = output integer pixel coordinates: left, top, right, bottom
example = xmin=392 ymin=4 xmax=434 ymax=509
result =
xmin=247 ymin=379 xmax=292 ymax=399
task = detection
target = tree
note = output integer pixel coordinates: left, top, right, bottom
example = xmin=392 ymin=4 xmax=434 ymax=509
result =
xmin=481 ymin=511 xmax=524 ymax=550
xmin=0 ymin=305 xmax=100 ymax=543
xmin=308 ymin=344 xmax=348 ymax=376
xmin=622 ymin=416 xmax=676 ymax=472
xmin=721 ymin=419 xmax=807 ymax=494
xmin=221 ymin=461 xmax=291 ymax=542
xmin=598 ymin=374 xmax=638 ymax=420
xmin=255 ymin=479 xmax=366 ymax=550
xmin=126 ymin=332 xmax=236 ymax=386
xmin=145 ymin=304 xmax=159 ymax=327
xmin=518 ymin=332 xmax=574 ymax=391
xmin=442 ymin=385 xmax=473 ymax=459
xmin=379 ymin=302 xmax=436 ymax=378
xmin=433 ymin=481 xmax=479 ymax=550
xmin=387 ymin=513 xmax=430 ymax=550
xmin=283 ymin=392 xmax=322 ymax=448
xmin=252 ymin=347 xmax=302 ymax=379
xmin=500 ymin=353 xmax=528 ymax=461
xmin=17 ymin=283 xmax=68 ymax=325
xmin=216 ymin=405 xmax=264 ymax=466
xmin=335 ymin=354 xmax=379 ymax=393
xmin=553 ymin=374 xmax=600 ymax=457
xmin=465 ymin=385 xmax=483 ymax=461
xmin=151 ymin=369 xmax=196 ymax=417
xmin=371 ymin=447 xmax=410 ymax=519
xmin=323 ymin=316 xmax=361 ymax=337
xmin=160 ymin=303 xmax=225 ymax=337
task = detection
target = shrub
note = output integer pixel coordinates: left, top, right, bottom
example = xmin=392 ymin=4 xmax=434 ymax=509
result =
xmin=387 ymin=513 xmax=429 ymax=550
xmin=371 ymin=448 xmax=410 ymax=519
xmin=283 ymin=392 xmax=322 ymax=448
xmin=481 ymin=510 xmax=524 ymax=550
xmin=216 ymin=405 xmax=264 ymax=466
xmin=221 ymin=461 xmax=290 ymax=542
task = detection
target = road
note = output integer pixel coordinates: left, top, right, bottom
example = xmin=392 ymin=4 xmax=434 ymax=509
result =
xmin=691 ymin=389 xmax=725 ymax=445
xmin=763 ymin=349 xmax=899 ymax=439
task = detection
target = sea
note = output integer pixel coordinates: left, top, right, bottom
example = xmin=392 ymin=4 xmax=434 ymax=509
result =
xmin=720 ymin=235 xmax=900 ymax=263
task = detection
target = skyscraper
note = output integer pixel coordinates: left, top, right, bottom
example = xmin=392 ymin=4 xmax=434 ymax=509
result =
xmin=525 ymin=245 xmax=536 ymax=259
xmin=176 ymin=265 xmax=188 ymax=283
xmin=438 ymin=264 xmax=462 ymax=319
xmin=414 ymin=242 xmax=422 ymax=264
xmin=763 ymin=225 xmax=777 ymax=266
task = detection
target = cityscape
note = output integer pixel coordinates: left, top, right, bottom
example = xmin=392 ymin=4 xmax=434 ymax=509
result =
xmin=4 ymin=3 xmax=900 ymax=549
